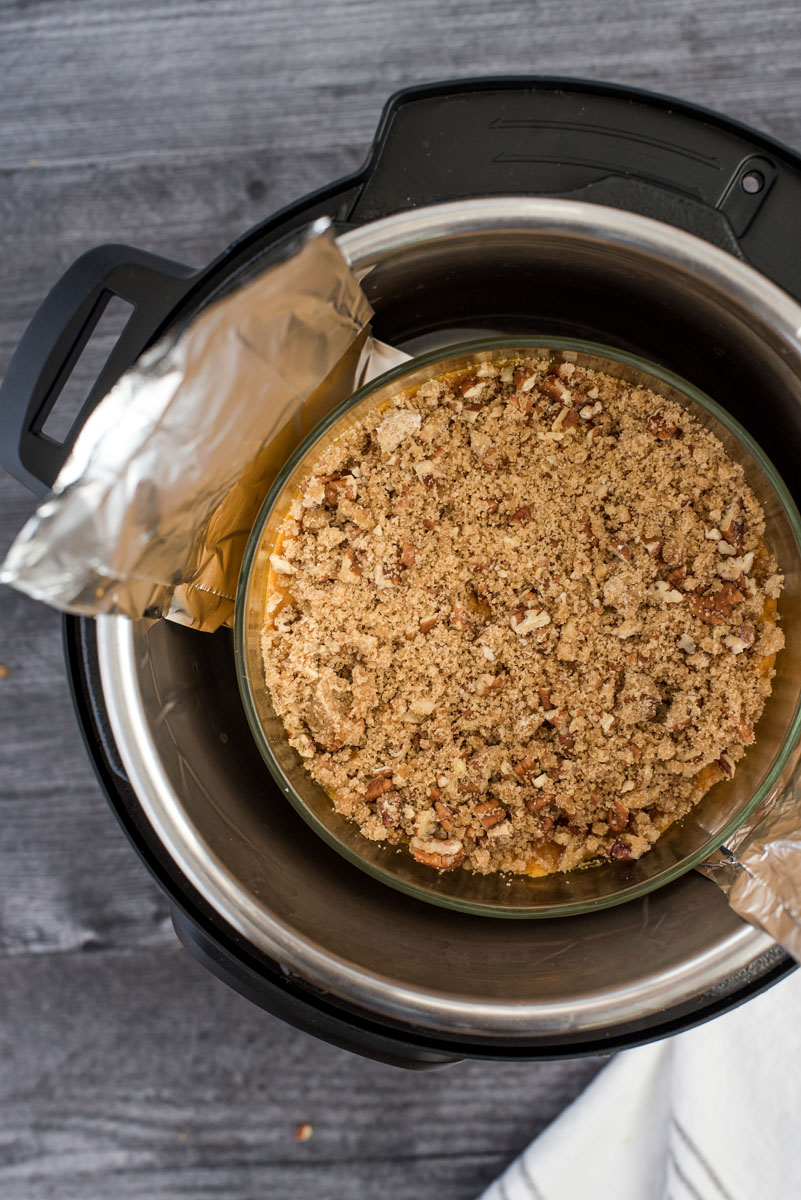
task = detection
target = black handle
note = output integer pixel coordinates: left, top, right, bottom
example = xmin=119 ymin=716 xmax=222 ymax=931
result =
xmin=0 ymin=245 xmax=194 ymax=495
xmin=349 ymin=77 xmax=801 ymax=301
xmin=170 ymin=903 xmax=462 ymax=1070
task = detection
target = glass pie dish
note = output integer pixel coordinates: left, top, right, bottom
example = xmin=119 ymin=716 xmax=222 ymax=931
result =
xmin=235 ymin=338 xmax=801 ymax=918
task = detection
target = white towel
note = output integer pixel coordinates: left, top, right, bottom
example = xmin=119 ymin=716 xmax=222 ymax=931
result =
xmin=479 ymin=967 xmax=801 ymax=1200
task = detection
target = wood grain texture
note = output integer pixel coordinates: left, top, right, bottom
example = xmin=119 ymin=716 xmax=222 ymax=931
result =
xmin=1 ymin=0 xmax=800 ymax=1195
xmin=0 ymin=948 xmax=606 ymax=1199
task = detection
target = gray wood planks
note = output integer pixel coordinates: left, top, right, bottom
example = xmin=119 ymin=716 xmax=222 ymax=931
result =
xmin=1 ymin=0 xmax=800 ymax=1195
xmin=1 ymin=949 xmax=606 ymax=1199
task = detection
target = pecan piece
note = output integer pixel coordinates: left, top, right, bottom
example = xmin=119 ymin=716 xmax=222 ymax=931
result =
xmin=450 ymin=607 xmax=475 ymax=637
xmin=457 ymin=374 xmax=484 ymax=399
xmin=513 ymin=755 xmax=537 ymax=781
xmin=609 ymin=837 xmax=633 ymax=861
xmin=323 ymin=474 xmax=357 ymax=505
xmin=553 ymin=406 xmax=580 ymax=432
xmin=509 ymin=505 xmax=532 ymax=525
xmin=419 ymin=614 xmax=438 ymax=634
xmin=557 ymin=728 xmax=575 ymax=752
xmin=607 ymin=801 xmax=629 ymax=833
xmin=525 ymin=795 xmax=551 ymax=814
xmin=410 ymin=837 xmax=465 ymax=870
xmin=735 ymin=622 xmax=756 ymax=648
xmin=339 ymin=547 xmax=362 ymax=583
xmin=647 ymin=412 xmax=678 ymax=440
xmin=474 ymin=801 xmax=508 ymax=829
xmin=364 ymin=775 xmax=393 ymax=802
xmin=688 ymin=582 xmax=745 ymax=624
xmin=610 ymin=539 xmax=632 ymax=562
xmin=540 ymin=376 xmax=573 ymax=404
xmin=513 ymin=364 xmax=539 ymax=391
xmin=581 ymin=513 xmax=599 ymax=548
xmin=720 ymin=500 xmax=746 ymax=552
xmin=434 ymin=799 xmax=459 ymax=832
xmin=718 ymin=752 xmax=735 ymax=779
xmin=400 ymin=541 xmax=417 ymax=568
xmin=378 ymin=792 xmax=403 ymax=827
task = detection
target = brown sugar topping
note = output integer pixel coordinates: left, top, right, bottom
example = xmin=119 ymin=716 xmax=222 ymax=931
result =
xmin=260 ymin=357 xmax=785 ymax=876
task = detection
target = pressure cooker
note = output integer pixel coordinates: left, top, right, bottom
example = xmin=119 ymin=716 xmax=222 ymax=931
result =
xmin=3 ymin=77 xmax=801 ymax=1068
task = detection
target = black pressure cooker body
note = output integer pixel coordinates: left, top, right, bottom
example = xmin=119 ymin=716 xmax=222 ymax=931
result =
xmin=4 ymin=79 xmax=801 ymax=1068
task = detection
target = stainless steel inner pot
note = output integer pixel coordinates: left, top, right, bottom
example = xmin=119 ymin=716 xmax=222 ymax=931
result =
xmin=97 ymin=200 xmax=801 ymax=1042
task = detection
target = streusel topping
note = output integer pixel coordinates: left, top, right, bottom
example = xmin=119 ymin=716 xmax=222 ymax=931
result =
xmin=261 ymin=357 xmax=784 ymax=875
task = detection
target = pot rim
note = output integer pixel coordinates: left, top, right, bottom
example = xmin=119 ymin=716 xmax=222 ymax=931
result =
xmin=98 ymin=198 xmax=801 ymax=1036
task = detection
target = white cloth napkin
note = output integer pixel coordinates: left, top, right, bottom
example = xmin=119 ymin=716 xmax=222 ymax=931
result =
xmin=479 ymin=967 xmax=801 ymax=1200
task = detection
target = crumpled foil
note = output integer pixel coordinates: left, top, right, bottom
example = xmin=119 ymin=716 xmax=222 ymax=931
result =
xmin=2 ymin=220 xmax=800 ymax=962
xmin=1 ymin=221 xmax=408 ymax=631
xmin=698 ymin=742 xmax=801 ymax=961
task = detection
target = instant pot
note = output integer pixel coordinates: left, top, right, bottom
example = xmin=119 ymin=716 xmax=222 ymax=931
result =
xmin=3 ymin=78 xmax=801 ymax=1068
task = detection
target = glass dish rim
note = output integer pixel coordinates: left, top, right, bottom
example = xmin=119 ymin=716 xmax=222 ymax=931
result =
xmin=234 ymin=335 xmax=801 ymax=918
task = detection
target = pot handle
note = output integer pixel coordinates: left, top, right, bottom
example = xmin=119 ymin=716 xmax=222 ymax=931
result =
xmin=169 ymin=902 xmax=464 ymax=1070
xmin=0 ymin=244 xmax=194 ymax=495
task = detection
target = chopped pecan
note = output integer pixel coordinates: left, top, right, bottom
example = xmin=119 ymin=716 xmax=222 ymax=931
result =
xmin=434 ymin=799 xmax=459 ymax=832
xmin=581 ymin=513 xmax=599 ymax=548
xmin=553 ymin=406 xmax=580 ymax=432
xmin=538 ymin=687 xmax=552 ymax=709
xmin=458 ymin=781 xmax=482 ymax=795
xmin=323 ymin=474 xmax=357 ymax=505
xmin=651 ymin=580 xmax=684 ymax=603
xmin=422 ymin=518 xmax=438 ymax=531
xmin=450 ymin=607 xmax=475 ymax=636
xmin=609 ymin=837 xmax=633 ymax=861
xmin=475 ymin=673 xmax=504 ymax=696
xmin=377 ymin=792 xmax=403 ymax=827
xmin=474 ymin=801 xmax=508 ymax=829
xmin=400 ymin=541 xmax=417 ymax=568
xmin=513 ymin=364 xmax=539 ymax=391
xmin=525 ymin=795 xmax=551 ymax=814
xmin=364 ymin=775 xmax=393 ymax=802
xmin=611 ymin=539 xmax=632 ymax=562
xmin=509 ymin=607 xmax=551 ymax=635
xmin=419 ymin=614 xmax=438 ymax=634
xmin=607 ymin=801 xmax=629 ymax=833
xmin=688 ymin=582 xmax=745 ymax=624
xmin=540 ymin=376 xmax=573 ymax=404
xmin=513 ymin=755 xmax=537 ymax=781
xmin=410 ymin=837 xmax=465 ymax=870
xmin=458 ymin=374 xmax=484 ymax=399
xmin=642 ymin=536 xmax=664 ymax=558
xmin=340 ymin=547 xmax=362 ymax=582
xmin=720 ymin=500 xmax=746 ymax=552
xmin=647 ymin=413 xmax=678 ymax=440
xmin=509 ymin=505 xmax=532 ymax=525
xmin=718 ymin=752 xmax=735 ymax=779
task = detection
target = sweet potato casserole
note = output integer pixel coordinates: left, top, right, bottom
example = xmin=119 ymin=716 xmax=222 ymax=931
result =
xmin=260 ymin=357 xmax=784 ymax=876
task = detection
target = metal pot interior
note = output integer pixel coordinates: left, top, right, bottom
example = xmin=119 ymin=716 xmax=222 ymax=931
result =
xmin=98 ymin=200 xmax=801 ymax=1040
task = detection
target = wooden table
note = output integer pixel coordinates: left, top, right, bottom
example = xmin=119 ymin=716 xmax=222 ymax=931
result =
xmin=1 ymin=3 xmax=798 ymax=1196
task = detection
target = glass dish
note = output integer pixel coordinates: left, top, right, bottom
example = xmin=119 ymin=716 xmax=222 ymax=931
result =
xmin=235 ymin=338 xmax=801 ymax=917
